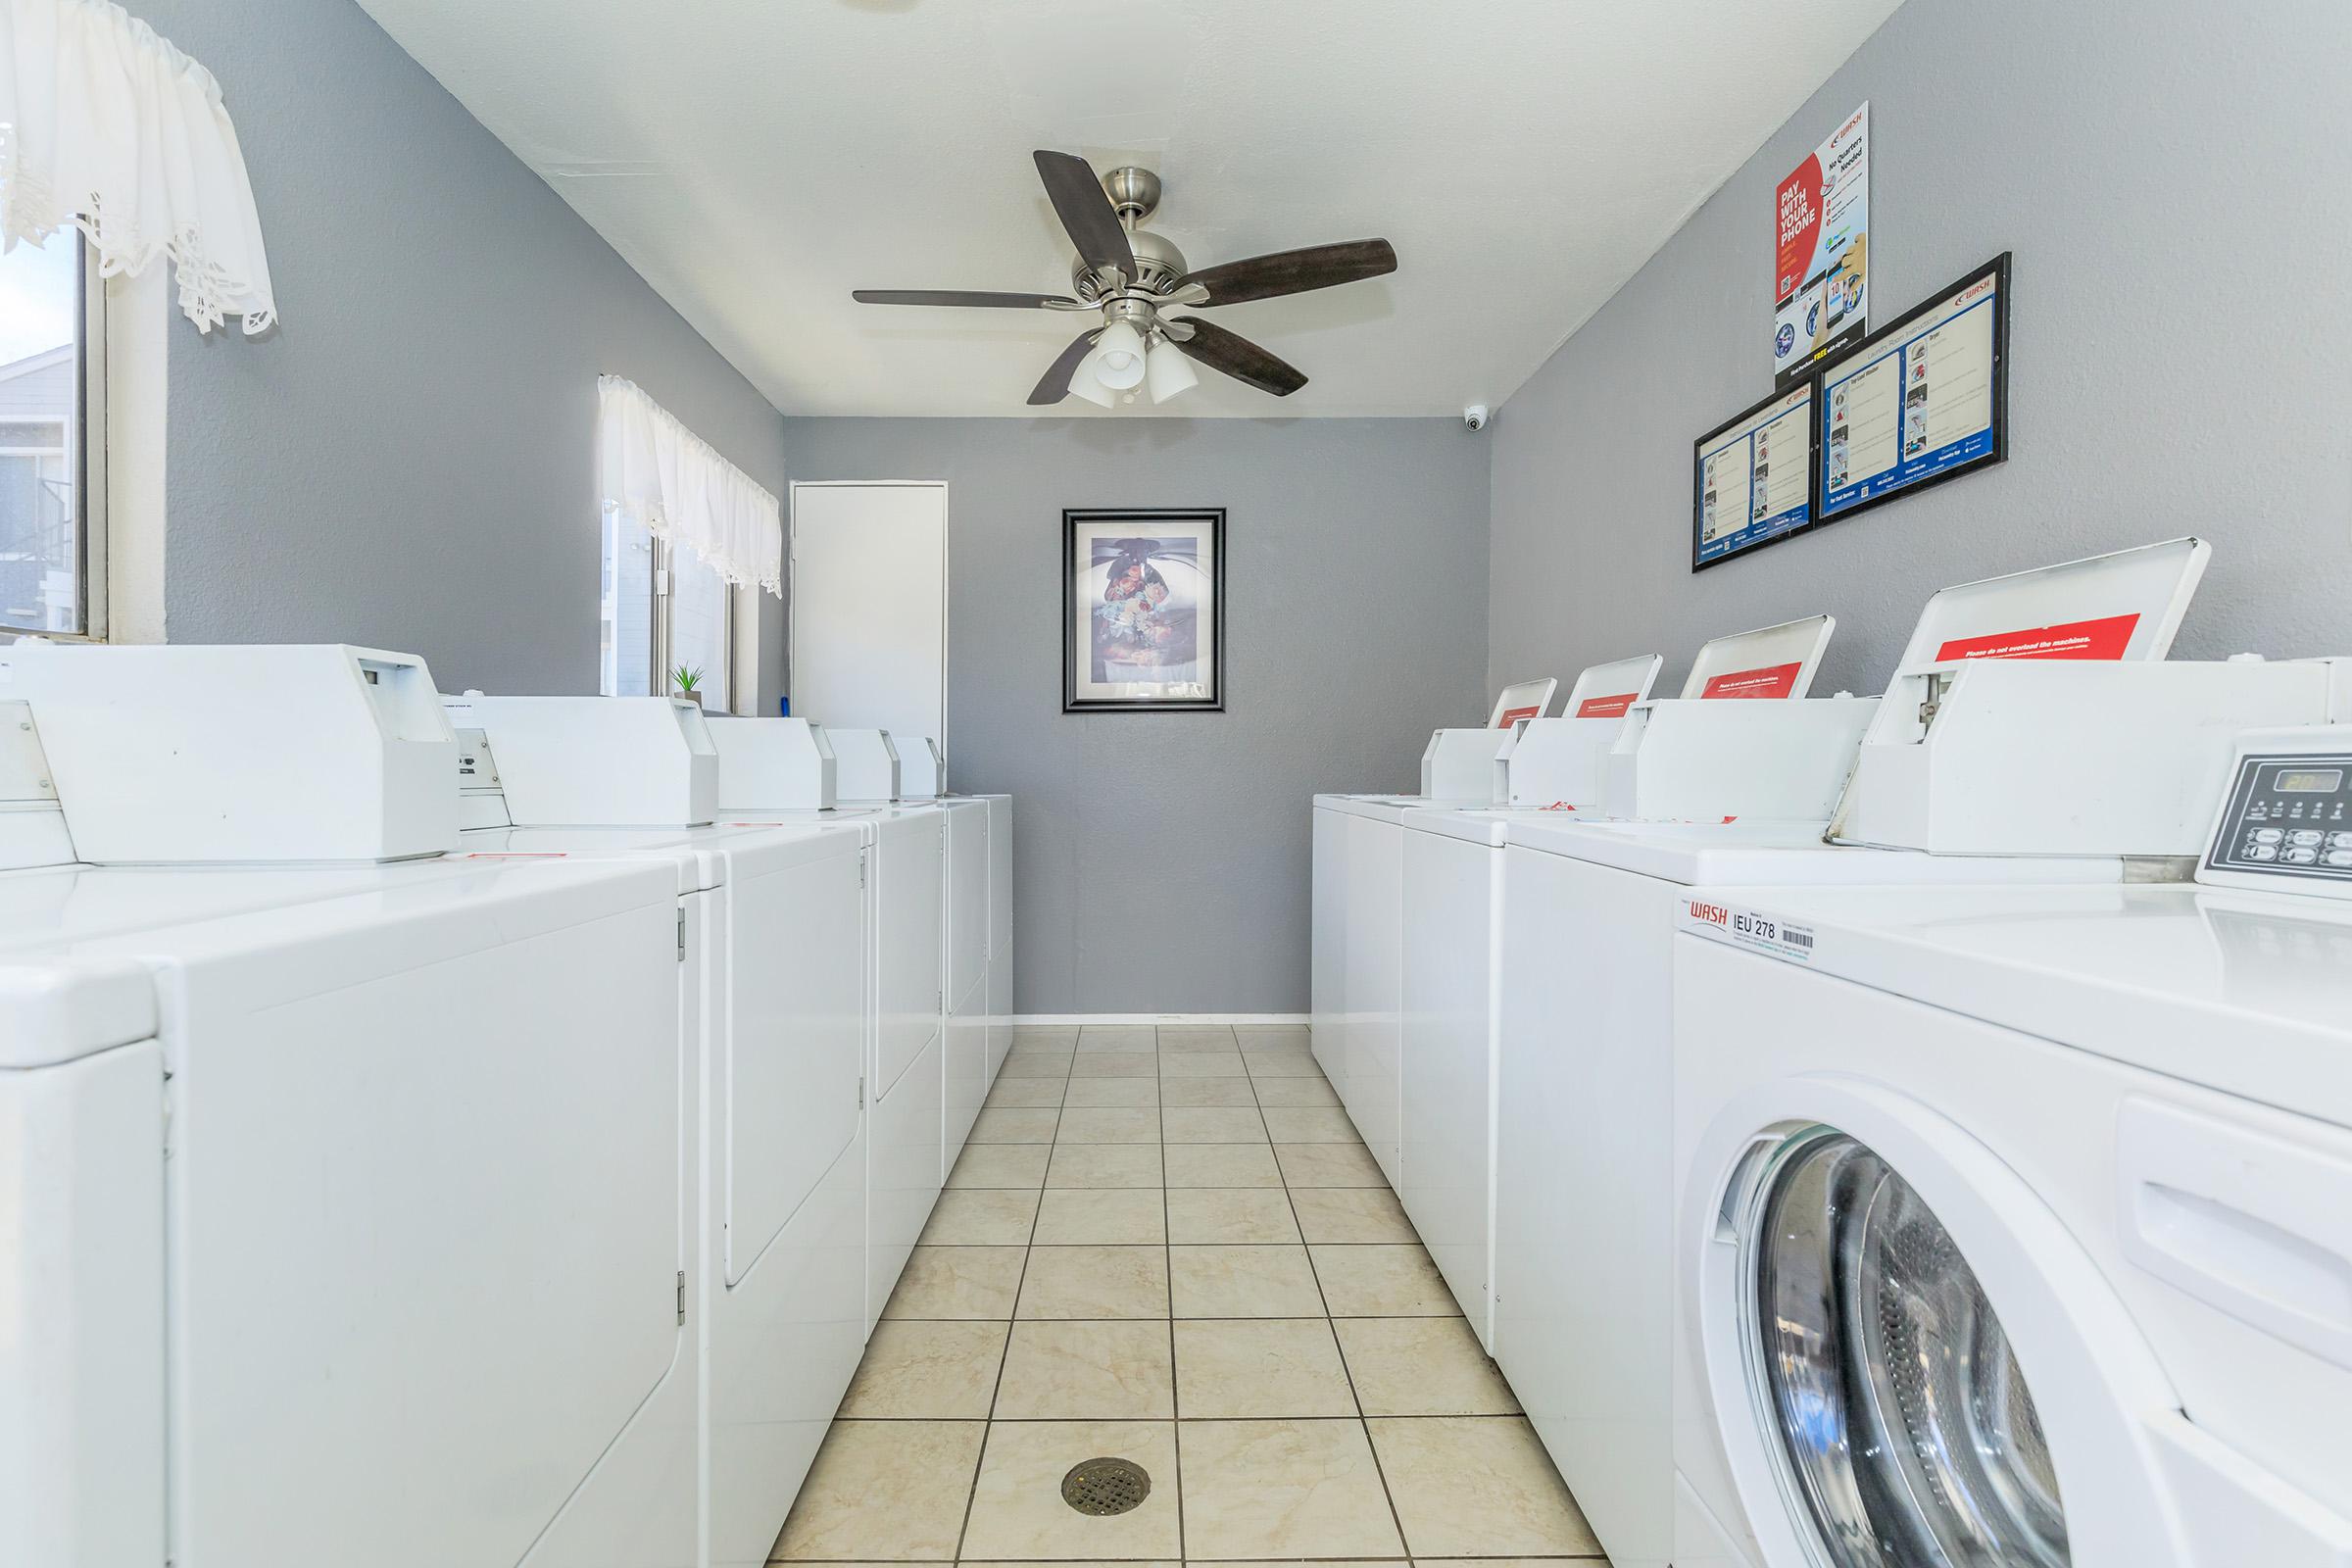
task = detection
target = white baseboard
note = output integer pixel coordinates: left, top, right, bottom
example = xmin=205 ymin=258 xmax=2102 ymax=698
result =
xmin=1013 ymin=1012 xmax=1308 ymax=1027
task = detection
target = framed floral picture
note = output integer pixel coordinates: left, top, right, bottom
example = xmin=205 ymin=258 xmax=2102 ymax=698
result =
xmin=1062 ymin=509 xmax=1225 ymax=712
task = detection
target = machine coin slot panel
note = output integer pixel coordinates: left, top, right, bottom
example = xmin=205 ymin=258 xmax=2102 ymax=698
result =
xmin=2204 ymin=752 xmax=2352 ymax=884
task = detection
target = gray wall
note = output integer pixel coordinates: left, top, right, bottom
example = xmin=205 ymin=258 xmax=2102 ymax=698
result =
xmin=1490 ymin=0 xmax=2352 ymax=699
xmin=780 ymin=419 xmax=1491 ymax=1014
xmin=129 ymin=0 xmax=787 ymax=704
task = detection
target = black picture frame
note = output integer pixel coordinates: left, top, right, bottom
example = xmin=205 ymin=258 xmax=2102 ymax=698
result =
xmin=1812 ymin=251 xmax=2011 ymax=531
xmin=1062 ymin=508 xmax=1226 ymax=713
xmin=1690 ymin=381 xmax=1818 ymax=573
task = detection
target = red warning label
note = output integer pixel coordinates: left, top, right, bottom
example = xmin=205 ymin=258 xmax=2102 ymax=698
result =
xmin=1574 ymin=692 xmax=1639 ymax=718
xmin=1495 ymin=706 xmax=1543 ymax=729
xmin=1935 ymin=612 xmax=2139 ymax=662
xmin=1698 ymin=662 xmax=1803 ymax=700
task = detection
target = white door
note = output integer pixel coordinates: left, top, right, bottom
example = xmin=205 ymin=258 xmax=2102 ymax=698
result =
xmin=790 ymin=482 xmax=947 ymax=747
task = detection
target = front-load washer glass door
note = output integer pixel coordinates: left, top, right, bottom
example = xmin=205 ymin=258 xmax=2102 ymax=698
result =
xmin=1744 ymin=1129 xmax=2069 ymax=1567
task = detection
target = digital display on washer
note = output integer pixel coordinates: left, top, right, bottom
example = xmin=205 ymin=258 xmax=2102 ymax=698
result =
xmin=2203 ymin=752 xmax=2352 ymax=884
xmin=2276 ymin=769 xmax=2344 ymax=794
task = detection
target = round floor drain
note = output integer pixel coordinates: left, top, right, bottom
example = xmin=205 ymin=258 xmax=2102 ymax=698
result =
xmin=1061 ymin=1456 xmax=1152 ymax=1516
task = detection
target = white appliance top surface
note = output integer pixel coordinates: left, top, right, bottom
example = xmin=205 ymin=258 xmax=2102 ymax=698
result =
xmin=1500 ymin=814 xmax=2124 ymax=887
xmin=1678 ymin=882 xmax=2352 ymax=1126
xmin=1313 ymin=792 xmax=1475 ymax=822
xmin=460 ymin=820 xmax=858 ymax=891
xmin=0 ymin=856 xmax=673 ymax=1068
xmin=1401 ymin=808 xmax=1512 ymax=845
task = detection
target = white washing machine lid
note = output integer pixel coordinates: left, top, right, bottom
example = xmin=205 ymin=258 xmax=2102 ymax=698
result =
xmin=1312 ymin=792 xmax=1425 ymax=822
xmin=0 ymin=858 xmax=673 ymax=1066
xmin=1401 ymin=808 xmax=1511 ymax=845
xmin=0 ymin=957 xmax=158 ymax=1067
xmin=1678 ymin=881 xmax=2352 ymax=1128
xmin=1501 ymin=816 xmax=2124 ymax=888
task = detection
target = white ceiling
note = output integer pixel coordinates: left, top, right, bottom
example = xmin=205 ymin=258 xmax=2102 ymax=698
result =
xmin=357 ymin=0 xmax=1903 ymax=417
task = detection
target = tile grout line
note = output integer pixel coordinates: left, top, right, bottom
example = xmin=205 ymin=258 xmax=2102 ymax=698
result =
xmin=1276 ymin=1026 xmax=1417 ymax=1562
xmin=947 ymin=1050 xmax=1063 ymax=1564
xmin=1156 ymin=1024 xmax=1187 ymax=1564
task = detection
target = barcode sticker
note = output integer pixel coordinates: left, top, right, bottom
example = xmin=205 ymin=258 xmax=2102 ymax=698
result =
xmin=1681 ymin=899 xmax=1816 ymax=963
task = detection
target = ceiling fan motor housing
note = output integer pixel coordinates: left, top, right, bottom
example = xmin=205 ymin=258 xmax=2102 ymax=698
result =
xmin=1075 ymin=226 xmax=1188 ymax=299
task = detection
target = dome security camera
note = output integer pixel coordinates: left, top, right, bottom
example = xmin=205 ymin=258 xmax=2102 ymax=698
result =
xmin=1463 ymin=404 xmax=1491 ymax=431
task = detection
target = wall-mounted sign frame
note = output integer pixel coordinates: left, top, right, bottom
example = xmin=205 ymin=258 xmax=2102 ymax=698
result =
xmin=1774 ymin=101 xmax=1870 ymax=387
xmin=1691 ymin=380 xmax=1816 ymax=571
xmin=1816 ymin=253 xmax=2010 ymax=527
xmin=1063 ymin=508 xmax=1226 ymax=712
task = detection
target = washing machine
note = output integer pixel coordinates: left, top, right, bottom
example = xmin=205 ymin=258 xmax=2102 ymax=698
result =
xmin=1492 ymin=538 xmax=2352 ymax=1568
xmin=889 ymin=738 xmax=996 ymax=1185
xmin=445 ymin=696 xmax=873 ymax=1568
xmin=783 ymin=724 xmax=961 ymax=1323
xmin=0 ymin=645 xmax=691 ymax=1568
xmin=1395 ymin=655 xmax=1664 ymax=1345
xmin=1310 ymin=676 xmax=1561 ymax=1173
xmin=1667 ymin=726 xmax=2352 ymax=1565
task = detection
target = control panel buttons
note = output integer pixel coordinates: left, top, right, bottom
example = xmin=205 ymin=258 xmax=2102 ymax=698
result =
xmin=2286 ymin=847 xmax=2320 ymax=864
xmin=2254 ymin=828 xmax=2285 ymax=845
xmin=2247 ymin=845 xmax=2279 ymax=860
xmin=2290 ymin=829 xmax=2325 ymax=847
xmin=2333 ymin=832 xmax=2352 ymax=850
xmin=2328 ymin=850 xmax=2352 ymax=868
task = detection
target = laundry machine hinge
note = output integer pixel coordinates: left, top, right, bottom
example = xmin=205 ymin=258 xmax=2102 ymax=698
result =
xmin=676 ymin=1270 xmax=686 ymax=1325
xmin=676 ymin=909 xmax=686 ymax=960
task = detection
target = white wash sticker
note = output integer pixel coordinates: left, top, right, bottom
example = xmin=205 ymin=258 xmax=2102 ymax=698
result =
xmin=1680 ymin=898 xmax=1816 ymax=963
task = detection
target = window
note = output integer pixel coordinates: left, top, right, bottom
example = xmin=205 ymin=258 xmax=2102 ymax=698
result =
xmin=0 ymin=231 xmax=103 ymax=638
xmin=600 ymin=506 xmax=733 ymax=711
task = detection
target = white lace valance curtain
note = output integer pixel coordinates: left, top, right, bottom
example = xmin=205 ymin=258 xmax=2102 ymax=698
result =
xmin=0 ymin=0 xmax=277 ymax=333
xmin=598 ymin=375 xmax=782 ymax=597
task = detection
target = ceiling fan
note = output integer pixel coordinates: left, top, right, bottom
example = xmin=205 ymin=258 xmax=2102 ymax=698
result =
xmin=853 ymin=150 xmax=1396 ymax=407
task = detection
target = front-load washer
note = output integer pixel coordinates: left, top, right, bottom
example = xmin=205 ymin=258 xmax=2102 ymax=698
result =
xmin=445 ymin=696 xmax=873 ymax=1568
xmin=1671 ymin=878 xmax=2352 ymax=1566
xmin=1490 ymin=820 xmax=2122 ymax=1568
xmin=0 ymin=645 xmax=692 ymax=1568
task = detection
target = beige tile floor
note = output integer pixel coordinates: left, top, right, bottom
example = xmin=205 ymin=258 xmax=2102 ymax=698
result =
xmin=773 ymin=1023 xmax=1608 ymax=1565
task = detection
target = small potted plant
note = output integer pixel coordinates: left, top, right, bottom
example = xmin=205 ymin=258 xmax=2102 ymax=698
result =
xmin=671 ymin=664 xmax=706 ymax=708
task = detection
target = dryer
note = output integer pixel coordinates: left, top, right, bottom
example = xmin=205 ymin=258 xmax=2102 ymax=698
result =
xmin=715 ymin=719 xmax=953 ymax=1328
xmin=0 ymin=645 xmax=691 ymax=1568
xmin=443 ymin=695 xmax=872 ymax=1568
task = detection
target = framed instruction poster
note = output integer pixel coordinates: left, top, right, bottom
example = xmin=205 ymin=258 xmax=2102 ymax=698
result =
xmin=1692 ymin=380 xmax=1815 ymax=570
xmin=1818 ymin=254 xmax=2010 ymax=524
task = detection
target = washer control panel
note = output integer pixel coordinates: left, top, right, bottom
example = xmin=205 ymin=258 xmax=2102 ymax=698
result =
xmin=2202 ymin=746 xmax=2352 ymax=891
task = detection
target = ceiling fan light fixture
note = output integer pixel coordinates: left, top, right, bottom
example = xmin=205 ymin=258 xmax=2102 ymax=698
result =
xmin=1094 ymin=319 xmax=1148 ymax=388
xmin=1145 ymin=338 xmax=1199 ymax=405
xmin=1065 ymin=348 xmax=1117 ymax=408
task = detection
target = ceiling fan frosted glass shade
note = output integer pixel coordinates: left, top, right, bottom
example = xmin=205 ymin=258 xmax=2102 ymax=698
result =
xmin=1094 ymin=319 xmax=1148 ymax=387
xmin=1065 ymin=346 xmax=1117 ymax=407
xmin=1146 ymin=340 xmax=1199 ymax=404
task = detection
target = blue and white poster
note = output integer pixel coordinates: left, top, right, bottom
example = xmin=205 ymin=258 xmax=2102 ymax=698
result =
xmin=1694 ymin=382 xmax=1813 ymax=567
xmin=1821 ymin=266 xmax=2002 ymax=519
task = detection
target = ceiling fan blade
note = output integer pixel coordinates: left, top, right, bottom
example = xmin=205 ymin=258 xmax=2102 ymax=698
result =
xmin=1034 ymin=150 xmax=1137 ymax=282
xmin=854 ymin=288 xmax=1085 ymax=309
xmin=1185 ymin=239 xmax=1396 ymax=306
xmin=1169 ymin=318 xmax=1306 ymax=397
xmin=1026 ymin=331 xmax=1100 ymax=406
